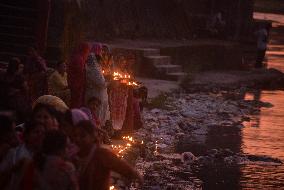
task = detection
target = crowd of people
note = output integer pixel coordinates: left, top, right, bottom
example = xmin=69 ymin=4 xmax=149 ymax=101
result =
xmin=0 ymin=43 xmax=143 ymax=190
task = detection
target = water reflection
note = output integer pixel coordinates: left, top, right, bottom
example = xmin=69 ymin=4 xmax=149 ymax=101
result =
xmin=242 ymin=90 xmax=284 ymax=158
xmin=240 ymin=12 xmax=284 ymax=189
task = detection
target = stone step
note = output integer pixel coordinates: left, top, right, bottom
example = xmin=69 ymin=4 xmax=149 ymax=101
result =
xmin=0 ymin=33 xmax=35 ymax=45
xmin=155 ymin=64 xmax=182 ymax=74
xmin=0 ymin=0 xmax=38 ymax=9
xmin=0 ymin=15 xmax=36 ymax=27
xmin=166 ymin=72 xmax=187 ymax=81
xmin=0 ymin=3 xmax=37 ymax=17
xmin=140 ymin=48 xmax=160 ymax=56
xmin=0 ymin=25 xmax=35 ymax=36
xmin=144 ymin=55 xmax=171 ymax=65
xmin=0 ymin=52 xmax=27 ymax=63
xmin=0 ymin=42 xmax=32 ymax=55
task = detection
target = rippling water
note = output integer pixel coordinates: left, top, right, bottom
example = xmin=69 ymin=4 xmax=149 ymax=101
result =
xmin=240 ymin=12 xmax=284 ymax=190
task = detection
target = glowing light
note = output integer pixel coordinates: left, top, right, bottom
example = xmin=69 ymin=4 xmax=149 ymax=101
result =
xmin=110 ymin=186 xmax=115 ymax=190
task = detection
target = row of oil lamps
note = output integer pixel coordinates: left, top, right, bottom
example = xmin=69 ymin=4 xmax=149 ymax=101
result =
xmin=103 ymin=70 xmax=139 ymax=86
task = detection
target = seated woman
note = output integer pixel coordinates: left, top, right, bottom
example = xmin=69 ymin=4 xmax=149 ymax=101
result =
xmin=29 ymin=130 xmax=78 ymax=190
xmin=48 ymin=61 xmax=70 ymax=105
xmin=2 ymin=58 xmax=31 ymax=123
xmin=71 ymin=120 xmax=143 ymax=190
xmin=24 ymin=47 xmax=47 ymax=102
xmin=0 ymin=120 xmax=46 ymax=190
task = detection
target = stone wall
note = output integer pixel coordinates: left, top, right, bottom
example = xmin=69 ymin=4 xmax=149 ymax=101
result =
xmin=83 ymin=0 xmax=254 ymax=40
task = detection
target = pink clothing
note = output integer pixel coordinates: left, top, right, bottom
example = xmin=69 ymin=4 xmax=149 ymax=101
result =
xmin=70 ymin=109 xmax=89 ymax=125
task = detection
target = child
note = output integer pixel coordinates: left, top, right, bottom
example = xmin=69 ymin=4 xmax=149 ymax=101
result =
xmin=71 ymin=120 xmax=143 ymax=190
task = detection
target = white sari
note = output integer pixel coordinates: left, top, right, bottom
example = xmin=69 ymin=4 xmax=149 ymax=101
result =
xmin=85 ymin=53 xmax=110 ymax=125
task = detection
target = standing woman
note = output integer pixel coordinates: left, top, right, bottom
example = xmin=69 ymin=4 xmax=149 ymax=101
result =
xmin=85 ymin=45 xmax=110 ymax=126
xmin=68 ymin=43 xmax=90 ymax=108
xmin=24 ymin=47 xmax=47 ymax=102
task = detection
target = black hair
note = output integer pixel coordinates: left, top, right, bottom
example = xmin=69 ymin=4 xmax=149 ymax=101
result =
xmin=23 ymin=119 xmax=43 ymax=136
xmin=87 ymin=96 xmax=101 ymax=105
xmin=6 ymin=57 xmax=20 ymax=75
xmin=0 ymin=114 xmax=14 ymax=141
xmin=56 ymin=60 xmax=65 ymax=68
xmin=75 ymin=120 xmax=94 ymax=134
xmin=75 ymin=120 xmax=100 ymax=143
xmin=35 ymin=130 xmax=67 ymax=171
xmin=63 ymin=110 xmax=73 ymax=126
xmin=42 ymin=130 xmax=67 ymax=155
xmin=32 ymin=103 xmax=60 ymax=123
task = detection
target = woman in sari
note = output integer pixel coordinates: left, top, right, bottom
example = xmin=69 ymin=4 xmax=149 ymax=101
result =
xmin=85 ymin=45 xmax=110 ymax=126
xmin=24 ymin=47 xmax=47 ymax=103
xmin=68 ymin=43 xmax=90 ymax=108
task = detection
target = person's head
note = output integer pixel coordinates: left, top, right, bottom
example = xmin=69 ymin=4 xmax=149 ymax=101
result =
xmin=42 ymin=130 xmax=67 ymax=157
xmin=32 ymin=103 xmax=60 ymax=130
xmin=75 ymin=42 xmax=90 ymax=60
xmin=7 ymin=57 xmax=21 ymax=75
xmin=91 ymin=43 xmax=102 ymax=56
xmin=71 ymin=120 xmax=99 ymax=149
xmin=62 ymin=109 xmax=89 ymax=136
xmin=18 ymin=64 xmax=24 ymax=75
xmin=87 ymin=97 xmax=101 ymax=113
xmin=56 ymin=61 xmax=66 ymax=74
xmin=24 ymin=120 xmax=46 ymax=151
xmin=101 ymin=45 xmax=109 ymax=56
xmin=27 ymin=47 xmax=38 ymax=57
xmin=0 ymin=114 xmax=18 ymax=146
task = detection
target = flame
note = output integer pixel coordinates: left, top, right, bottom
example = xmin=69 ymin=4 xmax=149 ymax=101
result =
xmin=111 ymin=71 xmax=139 ymax=86
xmin=111 ymin=136 xmax=137 ymax=158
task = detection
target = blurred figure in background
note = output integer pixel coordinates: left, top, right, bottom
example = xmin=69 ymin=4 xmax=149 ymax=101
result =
xmin=255 ymin=24 xmax=269 ymax=68
xmin=68 ymin=43 xmax=90 ymax=108
xmin=2 ymin=58 xmax=31 ymax=123
xmin=25 ymin=130 xmax=78 ymax=190
xmin=25 ymin=47 xmax=48 ymax=102
xmin=0 ymin=120 xmax=45 ymax=190
xmin=48 ymin=61 xmax=70 ymax=105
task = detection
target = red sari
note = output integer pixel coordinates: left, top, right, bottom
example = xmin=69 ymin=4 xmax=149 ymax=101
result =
xmin=68 ymin=43 xmax=90 ymax=108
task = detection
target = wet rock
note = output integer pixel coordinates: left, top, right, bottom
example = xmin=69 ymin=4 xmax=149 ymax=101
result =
xmin=181 ymin=152 xmax=197 ymax=165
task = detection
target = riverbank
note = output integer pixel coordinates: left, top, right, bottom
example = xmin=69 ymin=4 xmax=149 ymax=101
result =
xmin=114 ymin=68 xmax=284 ymax=189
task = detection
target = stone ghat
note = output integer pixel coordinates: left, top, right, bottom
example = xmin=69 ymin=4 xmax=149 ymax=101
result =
xmin=105 ymin=39 xmax=243 ymax=81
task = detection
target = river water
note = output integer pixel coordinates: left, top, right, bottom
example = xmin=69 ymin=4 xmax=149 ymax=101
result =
xmin=191 ymin=13 xmax=284 ymax=190
xmin=239 ymin=12 xmax=284 ymax=190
